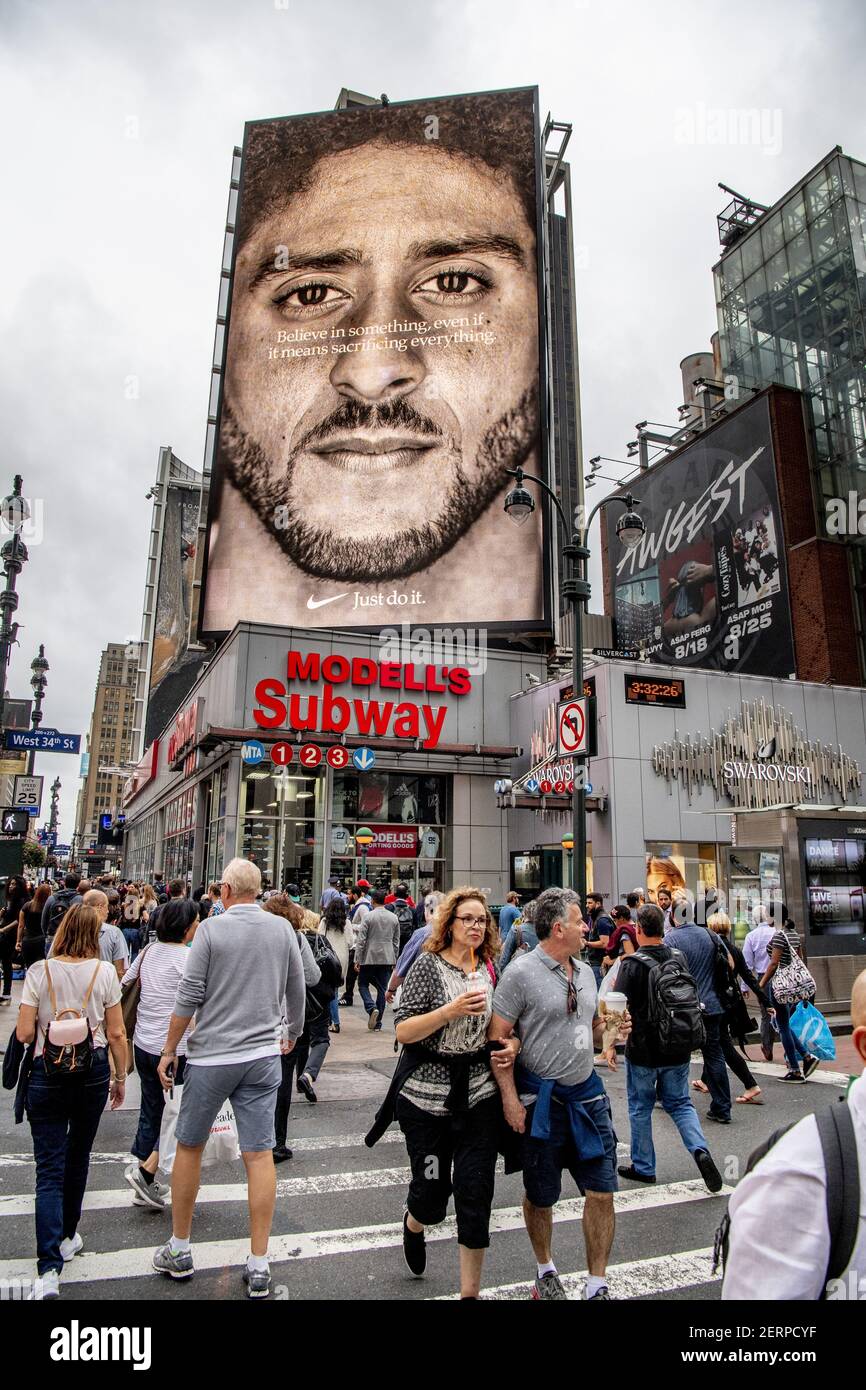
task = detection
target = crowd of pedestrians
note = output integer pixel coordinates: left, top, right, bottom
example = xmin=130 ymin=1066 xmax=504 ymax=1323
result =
xmin=3 ymin=862 xmax=861 ymax=1302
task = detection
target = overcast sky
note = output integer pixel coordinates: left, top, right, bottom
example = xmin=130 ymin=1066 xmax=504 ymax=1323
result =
xmin=2 ymin=0 xmax=864 ymax=841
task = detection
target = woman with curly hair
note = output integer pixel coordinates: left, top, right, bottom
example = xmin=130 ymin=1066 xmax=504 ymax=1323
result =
xmin=366 ymin=886 xmax=515 ymax=1300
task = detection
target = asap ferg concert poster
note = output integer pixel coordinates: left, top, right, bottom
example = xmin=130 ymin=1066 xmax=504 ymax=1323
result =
xmin=199 ymin=88 xmax=548 ymax=637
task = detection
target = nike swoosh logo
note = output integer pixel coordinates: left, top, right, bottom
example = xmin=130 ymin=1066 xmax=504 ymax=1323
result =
xmin=306 ymin=593 xmax=350 ymax=610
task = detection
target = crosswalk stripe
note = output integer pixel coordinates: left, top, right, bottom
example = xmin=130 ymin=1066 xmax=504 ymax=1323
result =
xmin=0 ymin=1130 xmax=406 ymax=1168
xmin=0 ymin=1179 xmax=727 ymax=1283
xmin=0 ymin=1165 xmax=415 ymax=1218
xmin=746 ymin=1060 xmax=848 ymax=1087
xmin=431 ymin=1246 xmax=719 ymax=1300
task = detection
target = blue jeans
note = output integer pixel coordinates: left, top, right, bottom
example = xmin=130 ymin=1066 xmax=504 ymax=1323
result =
xmin=122 ymin=926 xmax=141 ymax=961
xmin=131 ymin=1045 xmax=186 ymax=1161
xmin=770 ymin=988 xmax=810 ymax=1072
xmin=358 ymin=964 xmax=389 ymax=1024
xmin=329 ymin=996 xmax=340 ymax=1027
xmin=701 ymin=1014 xmax=731 ymax=1120
xmin=626 ymin=1060 xmax=708 ymax=1177
xmin=26 ymin=1049 xmax=111 ymax=1275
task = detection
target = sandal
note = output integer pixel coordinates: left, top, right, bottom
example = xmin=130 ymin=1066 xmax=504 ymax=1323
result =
xmin=691 ymin=1080 xmax=709 ymax=1093
xmin=735 ymin=1090 xmax=763 ymax=1104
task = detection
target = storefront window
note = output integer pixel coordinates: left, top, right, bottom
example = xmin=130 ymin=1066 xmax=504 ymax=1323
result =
xmin=163 ymin=786 xmax=196 ymax=885
xmin=124 ymin=810 xmax=158 ymax=882
xmin=240 ymin=766 xmax=325 ymax=900
xmin=646 ymin=842 xmax=719 ymax=905
xmin=801 ymin=829 xmax=866 ymax=939
xmin=331 ymin=771 xmax=449 ymax=899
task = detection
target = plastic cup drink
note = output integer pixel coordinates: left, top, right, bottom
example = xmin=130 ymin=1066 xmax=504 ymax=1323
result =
xmin=465 ymin=970 xmax=487 ymax=996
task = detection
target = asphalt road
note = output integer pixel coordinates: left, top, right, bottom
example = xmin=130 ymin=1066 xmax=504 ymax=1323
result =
xmin=0 ymin=997 xmax=851 ymax=1302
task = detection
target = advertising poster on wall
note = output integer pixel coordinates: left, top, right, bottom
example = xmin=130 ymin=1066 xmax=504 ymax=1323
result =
xmin=145 ymin=484 xmax=208 ymax=747
xmin=606 ymin=395 xmax=796 ymax=677
xmin=199 ymin=87 xmax=547 ymax=636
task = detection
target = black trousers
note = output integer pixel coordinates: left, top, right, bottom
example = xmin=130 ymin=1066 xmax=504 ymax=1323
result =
xmin=342 ymin=949 xmax=356 ymax=1001
xmin=274 ymin=1051 xmax=298 ymax=1148
xmin=701 ymin=1018 xmax=757 ymax=1091
xmin=0 ymin=931 xmax=14 ymax=997
xmin=396 ymin=1093 xmax=500 ymax=1249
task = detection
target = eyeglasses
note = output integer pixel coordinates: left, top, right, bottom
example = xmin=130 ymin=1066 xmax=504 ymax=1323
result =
xmin=566 ymin=977 xmax=579 ymax=1015
xmin=455 ymin=914 xmax=487 ymax=928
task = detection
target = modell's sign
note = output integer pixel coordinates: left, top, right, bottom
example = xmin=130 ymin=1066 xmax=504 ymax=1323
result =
xmin=252 ymin=650 xmax=472 ymax=751
xmin=167 ymin=699 xmax=201 ymax=766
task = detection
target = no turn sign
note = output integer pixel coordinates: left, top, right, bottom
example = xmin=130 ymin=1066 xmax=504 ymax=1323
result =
xmin=557 ymin=697 xmax=588 ymax=757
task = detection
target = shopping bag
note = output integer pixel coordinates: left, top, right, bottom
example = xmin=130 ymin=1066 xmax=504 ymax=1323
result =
xmin=158 ymin=1084 xmax=183 ymax=1176
xmin=201 ymin=1100 xmax=241 ymax=1167
xmin=789 ymin=1001 xmax=836 ymax=1061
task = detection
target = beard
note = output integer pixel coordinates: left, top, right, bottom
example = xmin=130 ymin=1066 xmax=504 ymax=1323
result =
xmin=219 ymin=387 xmax=539 ymax=582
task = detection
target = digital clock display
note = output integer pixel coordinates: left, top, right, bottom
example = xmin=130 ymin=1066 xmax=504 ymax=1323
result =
xmin=624 ymin=675 xmax=686 ymax=708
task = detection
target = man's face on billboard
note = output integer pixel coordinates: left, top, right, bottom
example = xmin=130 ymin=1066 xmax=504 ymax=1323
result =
xmin=223 ymin=139 xmax=539 ymax=581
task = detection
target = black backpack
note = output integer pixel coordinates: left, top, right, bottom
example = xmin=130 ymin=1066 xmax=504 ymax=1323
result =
xmin=711 ymin=932 xmax=740 ymax=1016
xmin=393 ymin=899 xmax=415 ymax=950
xmin=635 ymin=948 xmax=706 ymax=1057
xmin=45 ymin=889 xmax=78 ymax=940
xmin=714 ymin=1102 xmax=859 ymax=1298
xmin=310 ymin=932 xmax=344 ymax=992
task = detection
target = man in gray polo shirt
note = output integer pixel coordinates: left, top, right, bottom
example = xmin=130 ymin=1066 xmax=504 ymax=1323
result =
xmin=151 ymin=856 xmax=306 ymax=1298
xmin=490 ymin=886 xmax=630 ymax=1302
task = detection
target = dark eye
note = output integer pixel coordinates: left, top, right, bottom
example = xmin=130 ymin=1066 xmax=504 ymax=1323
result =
xmin=296 ymin=284 xmax=329 ymax=306
xmin=437 ymin=271 xmax=470 ymax=294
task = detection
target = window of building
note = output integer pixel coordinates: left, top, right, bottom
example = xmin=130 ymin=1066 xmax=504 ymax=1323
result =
xmin=645 ymin=841 xmax=720 ymax=905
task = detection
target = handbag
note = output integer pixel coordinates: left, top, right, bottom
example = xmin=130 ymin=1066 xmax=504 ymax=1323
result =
xmin=772 ymin=952 xmax=816 ymax=1007
xmin=120 ymin=945 xmax=153 ymax=1076
xmin=41 ymin=961 xmax=102 ymax=1074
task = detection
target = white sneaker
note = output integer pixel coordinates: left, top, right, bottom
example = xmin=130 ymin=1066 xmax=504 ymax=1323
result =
xmin=59 ymin=1233 xmax=83 ymax=1261
xmin=27 ymin=1270 xmax=60 ymax=1299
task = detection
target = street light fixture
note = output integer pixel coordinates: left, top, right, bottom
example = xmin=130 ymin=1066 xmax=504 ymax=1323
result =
xmin=27 ymin=643 xmax=49 ymax=776
xmin=504 ymin=466 xmax=646 ymax=903
xmin=0 ymin=476 xmax=30 ymax=735
xmin=355 ymin=825 xmax=374 ymax=882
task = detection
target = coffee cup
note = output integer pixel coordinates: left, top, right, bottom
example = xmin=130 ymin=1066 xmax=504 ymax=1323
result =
xmin=602 ymin=990 xmax=627 ymax=1016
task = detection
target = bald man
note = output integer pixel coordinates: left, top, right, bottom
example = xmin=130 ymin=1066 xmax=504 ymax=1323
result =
xmin=722 ymin=970 xmax=866 ymax=1299
xmin=81 ymin=888 xmax=129 ymax=982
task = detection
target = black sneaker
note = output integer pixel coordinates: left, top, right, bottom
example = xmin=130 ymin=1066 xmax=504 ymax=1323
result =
xmin=693 ymin=1148 xmax=724 ymax=1193
xmin=779 ymin=1070 xmax=805 ymax=1082
xmin=706 ymin=1110 xmax=731 ymax=1124
xmin=297 ymin=1072 xmax=317 ymax=1103
xmin=802 ymin=1055 xmax=820 ymax=1079
xmin=402 ymin=1211 xmax=426 ymax=1278
xmin=617 ymin=1164 xmax=655 ymax=1183
xmin=272 ymin=1145 xmax=293 ymax=1164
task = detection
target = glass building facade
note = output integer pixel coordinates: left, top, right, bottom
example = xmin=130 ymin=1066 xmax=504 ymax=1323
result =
xmin=713 ymin=148 xmax=866 ymax=670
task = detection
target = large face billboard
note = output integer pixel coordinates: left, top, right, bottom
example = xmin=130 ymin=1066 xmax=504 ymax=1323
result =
xmin=200 ymin=88 xmax=547 ymax=636
xmin=606 ymin=395 xmax=796 ymax=677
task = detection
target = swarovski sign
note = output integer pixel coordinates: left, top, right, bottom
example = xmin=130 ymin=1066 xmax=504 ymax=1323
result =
xmin=652 ymin=698 xmax=861 ymax=809
xmin=722 ymin=760 xmax=811 ymax=785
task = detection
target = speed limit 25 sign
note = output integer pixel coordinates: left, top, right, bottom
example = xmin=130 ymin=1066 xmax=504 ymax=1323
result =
xmin=13 ymin=775 xmax=43 ymax=816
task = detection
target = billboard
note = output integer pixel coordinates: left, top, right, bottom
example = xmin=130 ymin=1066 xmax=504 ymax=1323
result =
xmin=145 ymin=482 xmax=208 ymax=747
xmin=200 ymin=87 xmax=547 ymax=636
xmin=605 ymin=396 xmax=796 ymax=677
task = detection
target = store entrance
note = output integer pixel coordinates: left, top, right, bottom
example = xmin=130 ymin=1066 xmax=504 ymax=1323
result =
xmin=330 ymin=857 xmax=445 ymax=902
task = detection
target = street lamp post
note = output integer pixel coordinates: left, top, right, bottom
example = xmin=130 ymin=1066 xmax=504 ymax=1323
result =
xmin=355 ymin=825 xmax=374 ymax=883
xmin=561 ymin=831 xmax=574 ymax=888
xmin=27 ymin=644 xmax=49 ymax=777
xmin=503 ymin=468 xmax=645 ymax=905
xmin=0 ymin=477 xmax=30 ymax=736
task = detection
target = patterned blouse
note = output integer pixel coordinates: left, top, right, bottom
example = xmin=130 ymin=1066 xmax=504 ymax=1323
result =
xmin=394 ymin=952 xmax=497 ymax=1116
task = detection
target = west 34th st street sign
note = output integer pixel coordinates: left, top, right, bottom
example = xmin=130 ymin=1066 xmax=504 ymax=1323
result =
xmin=4 ymin=728 xmax=81 ymax=754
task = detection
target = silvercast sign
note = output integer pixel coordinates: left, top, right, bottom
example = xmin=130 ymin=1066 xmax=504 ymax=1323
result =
xmin=722 ymin=760 xmax=811 ymax=785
